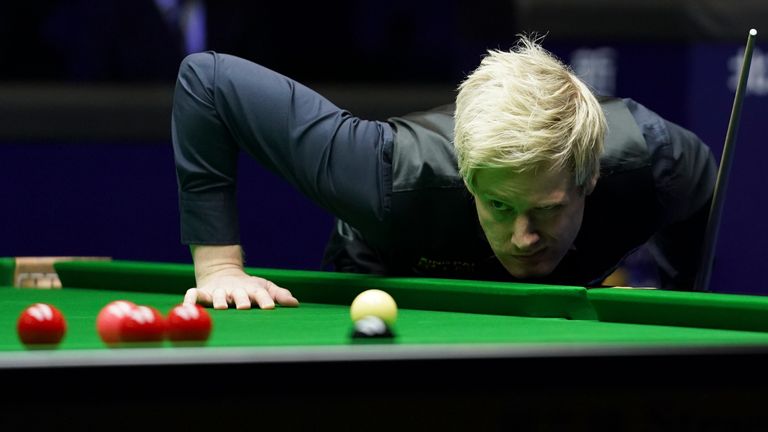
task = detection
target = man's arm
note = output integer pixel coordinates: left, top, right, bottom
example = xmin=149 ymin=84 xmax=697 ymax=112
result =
xmin=646 ymin=197 xmax=712 ymax=290
xmin=625 ymin=99 xmax=717 ymax=290
xmin=172 ymin=52 xmax=394 ymax=307
xmin=184 ymin=245 xmax=298 ymax=309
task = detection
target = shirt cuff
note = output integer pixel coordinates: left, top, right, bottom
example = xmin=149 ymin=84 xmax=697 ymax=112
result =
xmin=179 ymin=190 xmax=240 ymax=245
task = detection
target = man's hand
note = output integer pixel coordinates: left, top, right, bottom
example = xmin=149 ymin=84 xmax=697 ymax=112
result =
xmin=186 ymin=244 xmax=299 ymax=310
xmin=184 ymin=270 xmax=299 ymax=310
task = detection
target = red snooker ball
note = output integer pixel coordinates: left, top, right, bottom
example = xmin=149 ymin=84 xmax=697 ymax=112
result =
xmin=120 ymin=305 xmax=166 ymax=343
xmin=96 ymin=300 xmax=137 ymax=345
xmin=167 ymin=304 xmax=212 ymax=342
xmin=17 ymin=303 xmax=67 ymax=346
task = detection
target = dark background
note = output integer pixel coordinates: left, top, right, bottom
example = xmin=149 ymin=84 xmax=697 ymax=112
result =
xmin=1 ymin=0 xmax=767 ymax=294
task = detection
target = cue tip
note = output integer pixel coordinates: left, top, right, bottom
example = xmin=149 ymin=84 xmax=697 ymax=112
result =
xmin=750 ymin=29 xmax=757 ymax=36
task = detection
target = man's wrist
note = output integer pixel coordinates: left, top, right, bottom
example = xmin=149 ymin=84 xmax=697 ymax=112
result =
xmin=191 ymin=244 xmax=246 ymax=284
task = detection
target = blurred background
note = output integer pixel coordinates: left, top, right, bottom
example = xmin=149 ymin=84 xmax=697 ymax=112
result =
xmin=1 ymin=0 xmax=766 ymax=293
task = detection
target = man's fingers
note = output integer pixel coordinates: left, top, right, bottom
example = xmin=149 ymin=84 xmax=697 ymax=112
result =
xmin=276 ymin=292 xmax=300 ymax=307
xmin=232 ymin=288 xmax=252 ymax=310
xmin=267 ymin=282 xmax=299 ymax=307
xmin=253 ymin=288 xmax=276 ymax=310
xmin=184 ymin=288 xmax=211 ymax=306
xmin=188 ymin=276 xmax=300 ymax=310
xmin=212 ymin=288 xmax=230 ymax=310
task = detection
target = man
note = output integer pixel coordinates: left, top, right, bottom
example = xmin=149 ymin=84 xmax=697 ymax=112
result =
xmin=172 ymin=37 xmax=716 ymax=310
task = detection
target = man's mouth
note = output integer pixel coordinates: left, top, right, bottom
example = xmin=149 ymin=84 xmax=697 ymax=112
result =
xmin=509 ymin=248 xmax=546 ymax=259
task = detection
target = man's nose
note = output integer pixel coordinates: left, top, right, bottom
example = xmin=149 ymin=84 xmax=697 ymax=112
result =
xmin=511 ymin=214 xmax=540 ymax=250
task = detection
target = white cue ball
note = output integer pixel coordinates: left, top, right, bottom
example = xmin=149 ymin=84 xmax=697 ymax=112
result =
xmin=350 ymin=289 xmax=398 ymax=326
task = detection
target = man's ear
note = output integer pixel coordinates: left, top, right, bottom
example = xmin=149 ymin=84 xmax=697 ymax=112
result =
xmin=463 ymin=174 xmax=477 ymax=196
xmin=584 ymin=175 xmax=598 ymax=196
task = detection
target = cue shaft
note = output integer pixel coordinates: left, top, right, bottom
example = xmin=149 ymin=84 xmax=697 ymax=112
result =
xmin=695 ymin=29 xmax=758 ymax=292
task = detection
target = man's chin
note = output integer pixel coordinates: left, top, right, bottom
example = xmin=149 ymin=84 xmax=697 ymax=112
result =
xmin=502 ymin=260 xmax=556 ymax=279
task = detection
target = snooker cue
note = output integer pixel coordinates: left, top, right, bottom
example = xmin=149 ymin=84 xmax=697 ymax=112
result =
xmin=694 ymin=28 xmax=758 ymax=292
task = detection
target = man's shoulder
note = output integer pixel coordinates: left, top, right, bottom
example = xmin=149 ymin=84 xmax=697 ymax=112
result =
xmin=389 ymin=104 xmax=463 ymax=192
xmin=599 ymin=97 xmax=653 ymax=175
xmin=389 ymin=104 xmax=455 ymax=125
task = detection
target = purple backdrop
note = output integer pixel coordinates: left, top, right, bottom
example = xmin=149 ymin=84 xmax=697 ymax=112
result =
xmin=0 ymin=141 xmax=334 ymax=270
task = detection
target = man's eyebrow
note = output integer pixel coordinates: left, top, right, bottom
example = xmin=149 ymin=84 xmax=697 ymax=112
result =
xmin=529 ymin=193 xmax=572 ymax=208
xmin=480 ymin=193 xmax=515 ymax=203
xmin=533 ymin=203 xmax=565 ymax=210
xmin=480 ymin=193 xmax=568 ymax=209
xmin=536 ymin=199 xmax=566 ymax=207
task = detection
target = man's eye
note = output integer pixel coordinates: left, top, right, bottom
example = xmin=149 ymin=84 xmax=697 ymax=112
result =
xmin=535 ymin=205 xmax=561 ymax=214
xmin=489 ymin=200 xmax=510 ymax=211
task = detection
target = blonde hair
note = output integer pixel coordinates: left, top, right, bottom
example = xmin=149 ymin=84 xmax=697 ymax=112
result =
xmin=454 ymin=36 xmax=606 ymax=193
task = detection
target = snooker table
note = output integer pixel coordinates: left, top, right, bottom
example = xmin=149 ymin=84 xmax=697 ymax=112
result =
xmin=3 ymin=259 xmax=768 ymax=430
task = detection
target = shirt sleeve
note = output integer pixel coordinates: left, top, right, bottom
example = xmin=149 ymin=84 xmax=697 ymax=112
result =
xmin=624 ymin=98 xmax=717 ymax=289
xmin=171 ymin=52 xmax=394 ymax=246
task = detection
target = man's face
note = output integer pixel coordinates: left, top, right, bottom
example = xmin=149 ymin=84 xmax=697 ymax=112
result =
xmin=472 ymin=166 xmax=592 ymax=279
